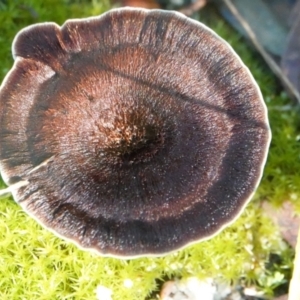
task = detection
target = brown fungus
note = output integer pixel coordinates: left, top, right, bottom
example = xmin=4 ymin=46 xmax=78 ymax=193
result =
xmin=0 ymin=8 xmax=270 ymax=258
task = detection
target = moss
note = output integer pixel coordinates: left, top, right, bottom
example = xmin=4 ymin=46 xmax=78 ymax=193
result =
xmin=0 ymin=1 xmax=298 ymax=299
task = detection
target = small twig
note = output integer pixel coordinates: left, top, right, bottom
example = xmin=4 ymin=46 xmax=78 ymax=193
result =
xmin=0 ymin=180 xmax=29 ymax=196
xmin=223 ymin=0 xmax=300 ymax=104
xmin=288 ymin=226 xmax=300 ymax=300
xmin=0 ymin=156 xmax=54 ymax=196
xmin=178 ymin=0 xmax=206 ymax=17
xmin=27 ymin=155 xmax=54 ymax=175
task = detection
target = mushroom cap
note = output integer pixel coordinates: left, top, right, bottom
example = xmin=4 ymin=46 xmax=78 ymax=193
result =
xmin=0 ymin=8 xmax=271 ymax=258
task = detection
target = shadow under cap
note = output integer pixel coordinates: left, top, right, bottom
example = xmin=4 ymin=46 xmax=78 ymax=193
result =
xmin=0 ymin=7 xmax=271 ymax=258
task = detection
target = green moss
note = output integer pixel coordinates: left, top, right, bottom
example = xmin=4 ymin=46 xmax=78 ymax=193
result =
xmin=0 ymin=2 xmax=298 ymax=299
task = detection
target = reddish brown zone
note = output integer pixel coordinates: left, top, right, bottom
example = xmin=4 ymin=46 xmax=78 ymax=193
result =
xmin=119 ymin=0 xmax=161 ymax=8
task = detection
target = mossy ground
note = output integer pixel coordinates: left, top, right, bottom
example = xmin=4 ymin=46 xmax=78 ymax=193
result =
xmin=0 ymin=1 xmax=299 ymax=299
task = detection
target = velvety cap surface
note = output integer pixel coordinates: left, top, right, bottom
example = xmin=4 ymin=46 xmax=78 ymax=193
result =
xmin=0 ymin=8 xmax=270 ymax=257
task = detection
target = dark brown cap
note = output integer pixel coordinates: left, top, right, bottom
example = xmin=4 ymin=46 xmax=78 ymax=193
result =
xmin=0 ymin=8 xmax=271 ymax=258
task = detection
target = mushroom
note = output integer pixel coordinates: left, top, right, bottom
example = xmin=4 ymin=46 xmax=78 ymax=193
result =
xmin=0 ymin=8 xmax=271 ymax=258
